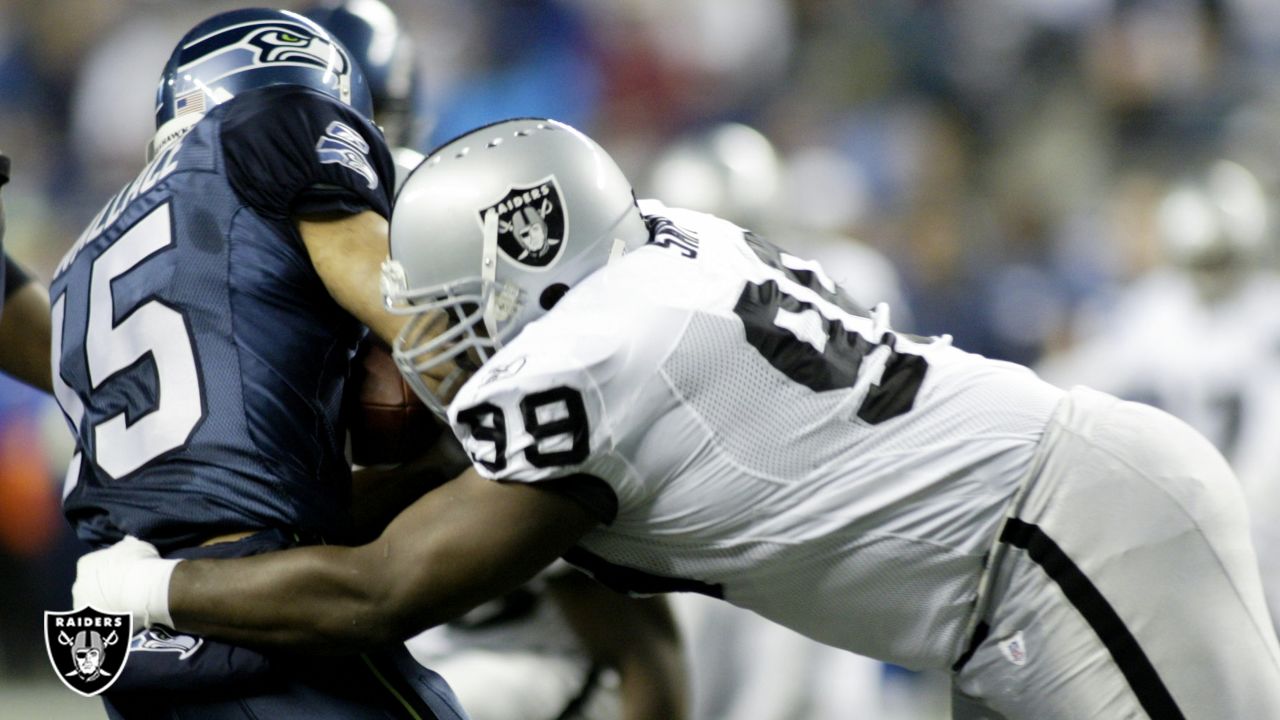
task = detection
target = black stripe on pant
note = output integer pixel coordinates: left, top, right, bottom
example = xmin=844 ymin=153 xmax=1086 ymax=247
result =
xmin=1000 ymin=518 xmax=1185 ymax=720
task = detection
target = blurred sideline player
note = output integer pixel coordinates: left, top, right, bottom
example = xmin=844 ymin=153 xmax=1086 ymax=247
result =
xmin=644 ymin=123 xmax=901 ymax=720
xmin=78 ymin=118 xmax=1280 ymax=719
xmin=0 ymin=152 xmax=52 ymax=393
xmin=304 ymin=4 xmax=685 ymax=719
xmin=1039 ymin=158 xmax=1280 ymax=637
xmin=48 ymin=9 xmax=468 ymax=719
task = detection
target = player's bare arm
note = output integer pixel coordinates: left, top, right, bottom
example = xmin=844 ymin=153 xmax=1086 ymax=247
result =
xmin=0 ymin=264 xmax=52 ymax=392
xmin=298 ymin=210 xmax=405 ymax=344
xmin=77 ymin=467 xmax=599 ymax=652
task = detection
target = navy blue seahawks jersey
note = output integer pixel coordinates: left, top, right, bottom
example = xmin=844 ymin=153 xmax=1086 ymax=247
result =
xmin=49 ymin=86 xmax=395 ymax=551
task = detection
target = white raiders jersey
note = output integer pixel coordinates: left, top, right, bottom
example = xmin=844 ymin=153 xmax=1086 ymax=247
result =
xmin=448 ymin=201 xmax=1065 ymax=671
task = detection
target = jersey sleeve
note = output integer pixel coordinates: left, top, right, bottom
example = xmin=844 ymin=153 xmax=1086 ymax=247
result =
xmin=447 ymin=330 xmax=639 ymax=525
xmin=219 ymin=86 xmax=395 ymax=221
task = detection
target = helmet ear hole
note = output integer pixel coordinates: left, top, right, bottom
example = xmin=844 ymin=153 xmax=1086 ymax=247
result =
xmin=539 ymin=283 xmax=570 ymax=311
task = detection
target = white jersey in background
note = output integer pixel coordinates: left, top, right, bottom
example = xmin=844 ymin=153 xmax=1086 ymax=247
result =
xmin=448 ymin=203 xmax=1280 ymax=718
xmin=451 ymin=203 xmax=1063 ymax=671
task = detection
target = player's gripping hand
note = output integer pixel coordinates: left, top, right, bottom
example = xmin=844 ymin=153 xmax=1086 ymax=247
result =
xmin=73 ymin=535 xmax=182 ymax=631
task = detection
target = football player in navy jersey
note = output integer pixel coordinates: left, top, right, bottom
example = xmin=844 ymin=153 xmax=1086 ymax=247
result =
xmin=0 ymin=152 xmax=52 ymax=392
xmin=48 ymin=9 xmax=465 ymax=719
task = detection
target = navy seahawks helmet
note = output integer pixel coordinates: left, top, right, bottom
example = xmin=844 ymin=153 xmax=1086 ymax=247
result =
xmin=302 ymin=0 xmax=422 ymax=147
xmin=149 ymin=7 xmax=374 ymax=160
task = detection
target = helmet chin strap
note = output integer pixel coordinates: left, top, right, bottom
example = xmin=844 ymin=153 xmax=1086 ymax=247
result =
xmin=480 ymin=208 xmax=502 ymax=340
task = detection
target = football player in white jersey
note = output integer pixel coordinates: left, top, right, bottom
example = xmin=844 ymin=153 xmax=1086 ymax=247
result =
xmin=76 ymin=119 xmax=1280 ymax=719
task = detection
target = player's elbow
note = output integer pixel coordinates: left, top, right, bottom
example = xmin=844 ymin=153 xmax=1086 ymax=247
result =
xmin=290 ymin=547 xmax=419 ymax=651
xmin=334 ymin=540 xmax=442 ymax=647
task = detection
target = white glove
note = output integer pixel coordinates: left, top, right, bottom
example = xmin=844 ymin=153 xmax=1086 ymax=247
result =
xmin=72 ymin=535 xmax=182 ymax=631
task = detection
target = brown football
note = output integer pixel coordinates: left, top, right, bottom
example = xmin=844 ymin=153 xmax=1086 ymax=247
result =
xmin=345 ymin=339 xmax=441 ymax=466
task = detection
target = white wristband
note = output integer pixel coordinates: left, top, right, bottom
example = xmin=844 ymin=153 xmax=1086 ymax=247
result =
xmin=73 ymin=536 xmax=182 ymax=632
xmin=130 ymin=555 xmax=181 ymax=629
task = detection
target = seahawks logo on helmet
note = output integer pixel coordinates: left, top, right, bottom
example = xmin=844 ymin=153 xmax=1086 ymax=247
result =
xmin=175 ymin=18 xmax=353 ymax=105
xmin=243 ymin=25 xmax=346 ymax=72
xmin=479 ymin=177 xmax=567 ymax=269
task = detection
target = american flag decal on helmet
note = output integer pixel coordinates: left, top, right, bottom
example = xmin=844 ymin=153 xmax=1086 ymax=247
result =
xmin=175 ymin=90 xmax=206 ymax=118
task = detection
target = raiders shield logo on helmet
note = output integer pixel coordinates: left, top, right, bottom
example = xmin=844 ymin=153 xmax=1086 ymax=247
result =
xmin=479 ymin=176 xmax=567 ymax=268
xmin=45 ymin=607 xmax=132 ymax=697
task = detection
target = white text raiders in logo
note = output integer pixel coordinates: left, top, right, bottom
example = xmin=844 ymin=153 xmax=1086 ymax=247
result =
xmin=479 ymin=176 xmax=567 ymax=269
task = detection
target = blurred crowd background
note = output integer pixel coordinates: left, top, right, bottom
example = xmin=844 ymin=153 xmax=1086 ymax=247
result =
xmin=5 ymin=0 xmax=1280 ymax=717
